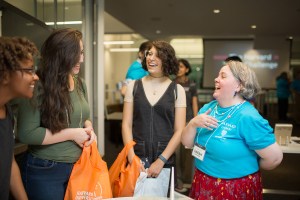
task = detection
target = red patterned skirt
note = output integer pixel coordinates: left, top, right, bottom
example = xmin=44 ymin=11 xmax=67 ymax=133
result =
xmin=189 ymin=169 xmax=263 ymax=200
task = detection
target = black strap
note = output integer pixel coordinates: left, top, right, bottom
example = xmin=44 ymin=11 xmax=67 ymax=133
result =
xmin=133 ymin=80 xmax=178 ymax=100
xmin=6 ymin=105 xmax=14 ymax=127
xmin=133 ymin=80 xmax=139 ymax=97
xmin=174 ymin=82 xmax=178 ymax=100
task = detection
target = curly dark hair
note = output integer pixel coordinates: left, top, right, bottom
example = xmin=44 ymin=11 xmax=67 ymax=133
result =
xmin=0 ymin=36 xmax=38 ymax=82
xmin=38 ymin=28 xmax=83 ymax=133
xmin=142 ymin=40 xmax=179 ymax=76
xmin=178 ymin=58 xmax=192 ymax=75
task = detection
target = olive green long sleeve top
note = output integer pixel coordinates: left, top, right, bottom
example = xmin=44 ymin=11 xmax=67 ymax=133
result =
xmin=16 ymin=79 xmax=90 ymax=163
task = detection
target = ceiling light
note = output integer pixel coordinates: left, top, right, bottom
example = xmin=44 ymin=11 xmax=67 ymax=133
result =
xmin=170 ymin=38 xmax=203 ymax=57
xmin=177 ymin=54 xmax=203 ymax=59
xmin=156 ymin=30 xmax=161 ymax=34
xmin=104 ymin=41 xmax=134 ymax=45
xmin=213 ymin=9 xmax=220 ymax=14
xmin=45 ymin=21 xmax=82 ymax=25
xmin=251 ymin=25 xmax=257 ymax=29
xmin=109 ymin=48 xmax=139 ymax=52
xmin=26 ymin=23 xmax=34 ymax=26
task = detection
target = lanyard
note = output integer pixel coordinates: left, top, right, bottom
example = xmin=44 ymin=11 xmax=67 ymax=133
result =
xmin=195 ymin=100 xmax=246 ymax=148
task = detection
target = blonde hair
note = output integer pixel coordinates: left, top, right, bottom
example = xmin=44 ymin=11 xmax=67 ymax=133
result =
xmin=227 ymin=61 xmax=261 ymax=99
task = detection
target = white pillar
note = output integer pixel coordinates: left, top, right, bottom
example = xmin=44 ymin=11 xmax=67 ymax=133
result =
xmin=82 ymin=0 xmax=105 ymax=155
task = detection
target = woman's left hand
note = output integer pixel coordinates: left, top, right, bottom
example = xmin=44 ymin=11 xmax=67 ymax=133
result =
xmin=84 ymin=128 xmax=97 ymax=147
xmin=147 ymin=158 xmax=164 ymax=178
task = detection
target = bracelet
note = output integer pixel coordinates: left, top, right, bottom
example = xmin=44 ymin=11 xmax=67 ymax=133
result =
xmin=158 ymin=154 xmax=167 ymax=164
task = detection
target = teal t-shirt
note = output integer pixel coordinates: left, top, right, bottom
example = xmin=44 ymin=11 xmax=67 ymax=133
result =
xmin=194 ymin=100 xmax=275 ymax=179
xmin=125 ymin=60 xmax=149 ymax=80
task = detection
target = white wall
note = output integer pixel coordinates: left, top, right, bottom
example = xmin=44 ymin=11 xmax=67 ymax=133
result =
xmin=104 ymin=49 xmax=136 ymax=104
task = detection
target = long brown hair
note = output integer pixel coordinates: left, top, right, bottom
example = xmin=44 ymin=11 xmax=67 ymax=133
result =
xmin=38 ymin=28 xmax=83 ymax=133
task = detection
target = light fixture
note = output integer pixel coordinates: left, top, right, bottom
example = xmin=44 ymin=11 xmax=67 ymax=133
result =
xmin=45 ymin=21 xmax=82 ymax=25
xmin=170 ymin=38 xmax=203 ymax=59
xmin=177 ymin=54 xmax=203 ymax=59
xmin=104 ymin=41 xmax=134 ymax=45
xmin=109 ymin=48 xmax=139 ymax=52
xmin=213 ymin=9 xmax=220 ymax=14
xmin=251 ymin=25 xmax=257 ymax=29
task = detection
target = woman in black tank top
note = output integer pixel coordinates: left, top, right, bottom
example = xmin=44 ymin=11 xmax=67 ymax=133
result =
xmin=122 ymin=40 xmax=186 ymax=182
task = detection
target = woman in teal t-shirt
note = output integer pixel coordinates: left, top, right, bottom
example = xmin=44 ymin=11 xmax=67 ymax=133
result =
xmin=181 ymin=61 xmax=283 ymax=200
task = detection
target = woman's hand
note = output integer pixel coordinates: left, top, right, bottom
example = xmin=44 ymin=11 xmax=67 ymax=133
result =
xmin=190 ymin=109 xmax=218 ymax=130
xmin=72 ymin=128 xmax=91 ymax=147
xmin=84 ymin=128 xmax=97 ymax=147
xmin=147 ymin=159 xmax=164 ymax=178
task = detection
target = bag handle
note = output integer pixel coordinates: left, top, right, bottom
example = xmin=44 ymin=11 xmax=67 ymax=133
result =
xmin=124 ymin=141 xmax=136 ymax=157
xmin=90 ymin=141 xmax=104 ymax=169
xmin=79 ymin=141 xmax=102 ymax=169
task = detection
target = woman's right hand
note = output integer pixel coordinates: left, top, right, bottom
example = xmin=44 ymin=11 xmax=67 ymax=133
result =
xmin=190 ymin=109 xmax=218 ymax=130
xmin=72 ymin=128 xmax=91 ymax=147
xmin=127 ymin=151 xmax=145 ymax=172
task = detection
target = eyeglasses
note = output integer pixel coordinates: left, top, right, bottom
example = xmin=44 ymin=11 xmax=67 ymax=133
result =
xmin=15 ymin=67 xmax=36 ymax=77
xmin=145 ymin=50 xmax=158 ymax=59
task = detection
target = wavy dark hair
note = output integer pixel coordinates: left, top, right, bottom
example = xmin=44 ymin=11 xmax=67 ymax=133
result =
xmin=0 ymin=36 xmax=38 ymax=82
xmin=178 ymin=58 xmax=192 ymax=75
xmin=142 ymin=40 xmax=179 ymax=76
xmin=37 ymin=28 xmax=83 ymax=133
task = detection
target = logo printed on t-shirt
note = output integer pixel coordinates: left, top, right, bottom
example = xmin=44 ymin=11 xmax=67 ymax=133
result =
xmin=215 ymin=122 xmax=236 ymax=139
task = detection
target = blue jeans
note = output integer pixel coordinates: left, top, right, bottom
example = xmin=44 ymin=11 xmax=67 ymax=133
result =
xmin=21 ymin=153 xmax=74 ymax=200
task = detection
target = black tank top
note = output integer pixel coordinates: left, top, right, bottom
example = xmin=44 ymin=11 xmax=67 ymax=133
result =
xmin=132 ymin=79 xmax=176 ymax=167
xmin=0 ymin=105 xmax=14 ymax=200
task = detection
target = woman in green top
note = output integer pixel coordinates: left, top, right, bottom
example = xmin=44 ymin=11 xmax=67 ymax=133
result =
xmin=16 ymin=28 xmax=96 ymax=200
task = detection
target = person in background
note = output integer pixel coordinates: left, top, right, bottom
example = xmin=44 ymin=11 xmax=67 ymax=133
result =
xmin=276 ymin=71 xmax=290 ymax=121
xmin=120 ymin=41 xmax=151 ymax=96
xmin=122 ymin=40 xmax=186 ymax=180
xmin=174 ymin=58 xmax=198 ymax=192
xmin=290 ymin=71 xmax=300 ymax=124
xmin=0 ymin=36 xmax=39 ymax=200
xmin=291 ymin=71 xmax=300 ymax=93
xmin=16 ymin=28 xmax=96 ymax=200
xmin=182 ymin=61 xmax=283 ymax=199
xmin=224 ymin=55 xmax=243 ymax=63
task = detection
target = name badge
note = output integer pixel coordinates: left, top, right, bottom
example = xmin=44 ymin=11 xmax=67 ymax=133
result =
xmin=192 ymin=143 xmax=206 ymax=161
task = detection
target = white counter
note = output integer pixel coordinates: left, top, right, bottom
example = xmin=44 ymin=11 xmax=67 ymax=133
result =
xmin=106 ymin=192 xmax=192 ymax=200
xmin=280 ymin=137 xmax=300 ymax=154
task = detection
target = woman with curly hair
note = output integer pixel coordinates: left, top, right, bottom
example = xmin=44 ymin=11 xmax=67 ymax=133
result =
xmin=122 ymin=40 xmax=186 ymax=195
xmin=16 ymin=28 xmax=97 ymax=200
xmin=0 ymin=36 xmax=39 ymax=200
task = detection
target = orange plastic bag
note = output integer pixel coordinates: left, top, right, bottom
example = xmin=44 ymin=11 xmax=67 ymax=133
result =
xmin=64 ymin=141 xmax=112 ymax=200
xmin=109 ymin=141 xmax=141 ymax=197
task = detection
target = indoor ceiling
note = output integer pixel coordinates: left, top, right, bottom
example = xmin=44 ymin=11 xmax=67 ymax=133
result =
xmin=104 ymin=0 xmax=300 ymax=41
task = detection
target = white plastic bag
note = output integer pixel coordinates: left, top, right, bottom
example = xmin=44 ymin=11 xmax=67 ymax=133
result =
xmin=133 ymin=168 xmax=171 ymax=197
